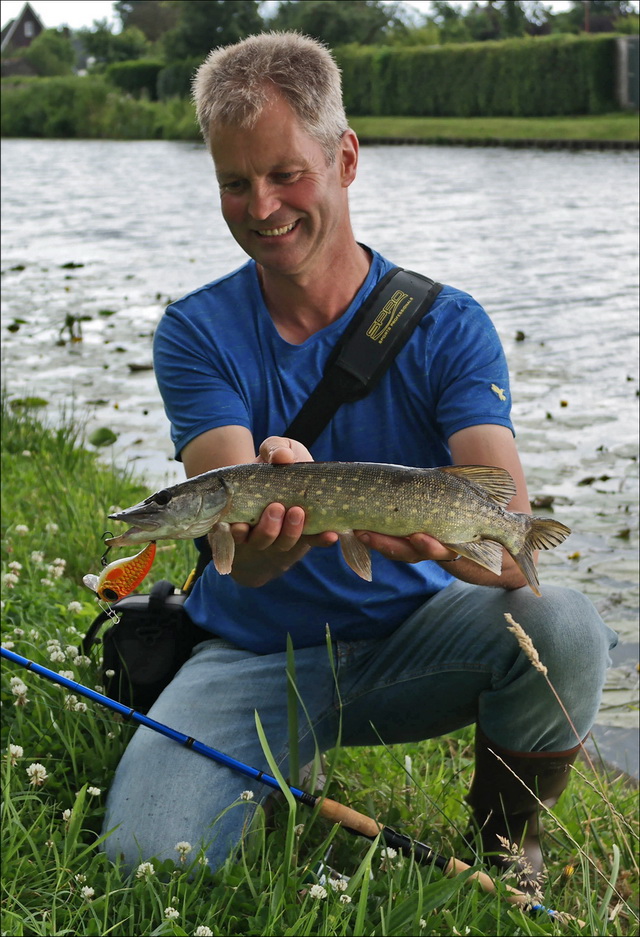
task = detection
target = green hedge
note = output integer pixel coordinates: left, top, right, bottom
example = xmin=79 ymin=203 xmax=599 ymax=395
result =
xmin=105 ymin=59 xmax=164 ymax=101
xmin=0 ymin=76 xmax=198 ymax=139
xmin=337 ymin=34 xmax=619 ymax=117
xmin=157 ymin=57 xmax=202 ymax=101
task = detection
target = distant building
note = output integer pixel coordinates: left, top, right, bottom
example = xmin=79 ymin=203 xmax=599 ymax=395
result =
xmin=1 ymin=2 xmax=44 ymax=55
xmin=1 ymin=2 xmax=45 ymax=76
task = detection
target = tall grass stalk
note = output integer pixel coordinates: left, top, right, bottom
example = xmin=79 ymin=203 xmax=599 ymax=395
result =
xmin=1 ymin=401 xmax=638 ymax=935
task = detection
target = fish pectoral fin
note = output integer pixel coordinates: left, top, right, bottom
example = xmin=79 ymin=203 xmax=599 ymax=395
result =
xmin=440 ymin=465 xmax=516 ymax=507
xmin=446 ymin=539 xmax=504 ymax=576
xmin=339 ymin=531 xmax=372 ymax=582
xmin=210 ymin=522 xmax=235 ymax=575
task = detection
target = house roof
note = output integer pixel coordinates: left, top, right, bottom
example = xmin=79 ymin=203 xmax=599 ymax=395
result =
xmin=1 ymin=2 xmax=45 ymax=55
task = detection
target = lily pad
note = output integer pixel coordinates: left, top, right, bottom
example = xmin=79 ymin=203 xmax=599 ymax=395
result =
xmin=88 ymin=427 xmax=118 ymax=447
xmin=10 ymin=396 xmax=48 ymax=408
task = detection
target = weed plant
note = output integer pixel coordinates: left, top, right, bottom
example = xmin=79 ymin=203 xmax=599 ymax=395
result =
xmin=1 ymin=401 xmax=638 ymax=936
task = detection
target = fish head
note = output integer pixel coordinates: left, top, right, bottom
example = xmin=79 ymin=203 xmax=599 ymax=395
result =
xmin=106 ymin=474 xmax=229 ymax=547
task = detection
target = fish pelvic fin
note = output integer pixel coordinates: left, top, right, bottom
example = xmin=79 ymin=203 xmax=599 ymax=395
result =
xmin=440 ymin=465 xmax=516 ymax=507
xmin=446 ymin=539 xmax=504 ymax=576
xmin=339 ymin=531 xmax=372 ymax=581
xmin=210 ymin=522 xmax=235 ymax=575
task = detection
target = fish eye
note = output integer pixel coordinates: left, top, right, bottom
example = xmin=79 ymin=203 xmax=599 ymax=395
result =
xmin=153 ymin=489 xmax=172 ymax=505
xmin=100 ymin=587 xmax=119 ymax=602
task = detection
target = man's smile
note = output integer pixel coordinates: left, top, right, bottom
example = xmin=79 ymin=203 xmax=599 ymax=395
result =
xmin=255 ymin=221 xmax=299 ymax=238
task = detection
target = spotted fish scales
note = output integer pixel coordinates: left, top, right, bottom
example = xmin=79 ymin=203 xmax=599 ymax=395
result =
xmin=106 ymin=461 xmax=571 ymax=595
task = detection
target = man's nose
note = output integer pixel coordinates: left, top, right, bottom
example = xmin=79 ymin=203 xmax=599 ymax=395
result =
xmin=247 ymin=181 xmax=280 ymax=221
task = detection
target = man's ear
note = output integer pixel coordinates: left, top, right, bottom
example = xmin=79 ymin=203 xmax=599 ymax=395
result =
xmin=339 ymin=129 xmax=359 ymax=187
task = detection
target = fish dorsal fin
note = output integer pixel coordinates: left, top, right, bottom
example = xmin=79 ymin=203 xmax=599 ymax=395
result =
xmin=440 ymin=465 xmax=516 ymax=506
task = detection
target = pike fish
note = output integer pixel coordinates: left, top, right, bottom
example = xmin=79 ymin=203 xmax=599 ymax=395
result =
xmin=105 ymin=462 xmax=571 ymax=596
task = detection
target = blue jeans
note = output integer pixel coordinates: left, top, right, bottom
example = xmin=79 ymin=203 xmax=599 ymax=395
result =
xmin=102 ymin=581 xmax=617 ymax=872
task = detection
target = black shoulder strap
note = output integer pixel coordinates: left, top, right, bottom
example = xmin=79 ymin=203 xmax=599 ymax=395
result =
xmin=285 ymin=267 xmax=442 ymax=448
xmin=189 ymin=266 xmax=442 ymax=578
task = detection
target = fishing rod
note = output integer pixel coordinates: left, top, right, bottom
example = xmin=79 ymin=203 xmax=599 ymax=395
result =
xmin=1 ymin=646 xmax=580 ymax=925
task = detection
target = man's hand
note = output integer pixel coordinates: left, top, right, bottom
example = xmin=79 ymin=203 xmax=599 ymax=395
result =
xmin=354 ymin=531 xmax=459 ymax=565
xmin=215 ymin=436 xmax=338 ymax=586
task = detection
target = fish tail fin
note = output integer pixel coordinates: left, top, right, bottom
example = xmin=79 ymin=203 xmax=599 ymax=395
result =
xmin=511 ymin=516 xmax=572 ymax=597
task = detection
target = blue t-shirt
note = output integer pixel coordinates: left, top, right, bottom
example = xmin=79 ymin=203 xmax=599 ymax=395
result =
xmin=153 ymin=248 xmax=513 ymax=653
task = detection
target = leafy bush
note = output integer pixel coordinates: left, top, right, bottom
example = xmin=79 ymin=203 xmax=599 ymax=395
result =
xmin=156 ymin=56 xmax=202 ymax=100
xmin=105 ymin=59 xmax=164 ymax=101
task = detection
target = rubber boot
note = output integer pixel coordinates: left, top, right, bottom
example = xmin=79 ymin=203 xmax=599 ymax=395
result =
xmin=465 ymin=725 xmax=582 ymax=891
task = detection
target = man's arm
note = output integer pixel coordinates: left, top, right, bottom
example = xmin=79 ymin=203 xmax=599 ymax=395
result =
xmin=354 ymin=424 xmax=531 ymax=591
xmin=181 ymin=428 xmax=338 ymax=588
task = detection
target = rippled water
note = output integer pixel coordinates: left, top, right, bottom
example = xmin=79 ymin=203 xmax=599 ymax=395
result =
xmin=1 ymin=139 xmax=638 ymax=757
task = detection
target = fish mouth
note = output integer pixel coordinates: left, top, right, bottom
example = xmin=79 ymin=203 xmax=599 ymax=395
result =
xmin=255 ymin=220 xmax=299 ymax=238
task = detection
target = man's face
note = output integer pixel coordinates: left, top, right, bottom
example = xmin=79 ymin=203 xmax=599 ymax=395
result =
xmin=209 ymin=94 xmax=356 ymax=280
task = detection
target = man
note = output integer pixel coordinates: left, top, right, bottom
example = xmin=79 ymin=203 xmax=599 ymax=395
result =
xmin=103 ymin=32 xmax=616 ymax=890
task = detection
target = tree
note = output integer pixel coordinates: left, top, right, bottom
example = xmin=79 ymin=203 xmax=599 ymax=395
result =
xmin=77 ymin=20 xmax=151 ymax=66
xmin=553 ymin=0 xmax=638 ymax=33
xmin=114 ymin=1 xmax=179 ymax=42
xmin=22 ymin=28 xmax=76 ymax=76
xmin=270 ymin=0 xmax=405 ymax=47
xmin=161 ymin=1 xmax=264 ymax=61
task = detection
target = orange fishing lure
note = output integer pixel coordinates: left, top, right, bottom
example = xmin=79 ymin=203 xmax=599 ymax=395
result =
xmin=83 ymin=541 xmax=156 ymax=603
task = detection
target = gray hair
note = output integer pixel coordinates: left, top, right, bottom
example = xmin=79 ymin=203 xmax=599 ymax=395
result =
xmin=192 ymin=31 xmax=349 ymax=163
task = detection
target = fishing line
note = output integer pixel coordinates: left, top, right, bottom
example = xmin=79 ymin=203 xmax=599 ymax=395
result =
xmin=1 ymin=646 xmax=581 ymax=925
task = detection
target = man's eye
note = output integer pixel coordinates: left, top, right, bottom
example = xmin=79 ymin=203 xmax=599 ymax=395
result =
xmin=274 ymin=172 xmax=298 ymax=183
xmin=220 ymin=180 xmax=243 ymax=192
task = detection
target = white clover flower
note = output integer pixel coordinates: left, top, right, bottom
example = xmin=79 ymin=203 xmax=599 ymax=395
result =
xmin=194 ymin=927 xmax=214 ymax=936
xmin=52 ymin=558 xmax=66 ymax=568
xmin=64 ymin=694 xmax=79 ymax=710
xmin=67 ymin=624 xmax=79 ymax=635
xmin=329 ymin=878 xmax=349 ymax=892
xmin=104 ymin=669 xmax=115 ymax=679
xmin=73 ymin=655 xmax=91 ymax=667
xmin=240 ymin=790 xmax=254 ymax=801
xmin=45 ymin=522 xmax=59 ymax=534
xmin=164 ymin=907 xmax=180 ymax=920
xmin=136 ymin=861 xmax=155 ymax=879
xmin=294 ymin=823 xmax=305 ymax=836
xmin=49 ymin=649 xmax=66 ymax=662
xmin=74 ymin=701 xmax=88 ymax=713
xmin=197 ymin=855 xmax=210 ymax=867
xmin=13 ymin=627 xmax=24 ymax=636
xmin=87 ymin=786 xmax=101 ymax=797
xmin=3 ymin=572 xmax=19 ymax=588
xmin=30 ymin=551 xmax=45 ymax=563
xmin=62 ymin=808 xmax=72 ymax=821
xmin=40 ymin=578 xmax=55 ymax=587
xmin=47 ymin=638 xmax=62 ymax=648
xmin=380 ymin=847 xmax=397 ymax=859
xmin=419 ymin=920 xmax=427 ymax=929
xmin=339 ymin=894 xmax=352 ymax=904
xmin=2 ymin=640 xmax=15 ymax=650
xmin=175 ymin=841 xmax=192 ymax=862
xmin=80 ymin=886 xmax=95 ymax=901
xmin=7 ymin=743 xmax=24 ymax=765
xmin=15 ymin=525 xmax=29 ymax=536
xmin=65 ymin=645 xmax=79 ymax=660
xmin=67 ymin=602 xmax=83 ymax=614
xmin=11 ymin=681 xmax=29 ymax=705
xmin=26 ymin=762 xmax=48 ymax=786
xmin=29 ymin=629 xmax=40 ymax=639
xmin=8 ymin=561 xmax=22 ymax=572
xmin=75 ymin=873 xmax=87 ymax=884
xmin=309 ymin=883 xmax=327 ymax=900
xmin=22 ymin=450 xmax=32 ymax=457
xmin=58 ymin=670 xmax=74 ymax=680
xmin=10 ymin=676 xmax=24 ymax=686
xmin=47 ymin=565 xmax=64 ymax=579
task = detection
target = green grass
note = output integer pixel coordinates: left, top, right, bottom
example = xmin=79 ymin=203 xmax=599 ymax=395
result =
xmin=1 ymin=399 xmax=639 ymax=936
xmin=349 ymin=113 xmax=640 ymax=142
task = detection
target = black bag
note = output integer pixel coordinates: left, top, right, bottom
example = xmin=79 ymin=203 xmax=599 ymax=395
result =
xmin=81 ymin=580 xmax=210 ymax=713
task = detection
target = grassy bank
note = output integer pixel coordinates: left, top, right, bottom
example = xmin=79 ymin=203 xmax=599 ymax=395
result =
xmin=350 ymin=113 xmax=640 ymax=143
xmin=1 ymin=401 xmax=639 ymax=936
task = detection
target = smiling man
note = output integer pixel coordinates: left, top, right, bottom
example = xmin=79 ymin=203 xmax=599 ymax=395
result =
xmin=103 ymin=32 xmax=616 ymax=891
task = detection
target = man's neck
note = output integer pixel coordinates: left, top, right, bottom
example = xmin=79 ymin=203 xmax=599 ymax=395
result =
xmin=258 ymin=242 xmax=371 ymax=345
